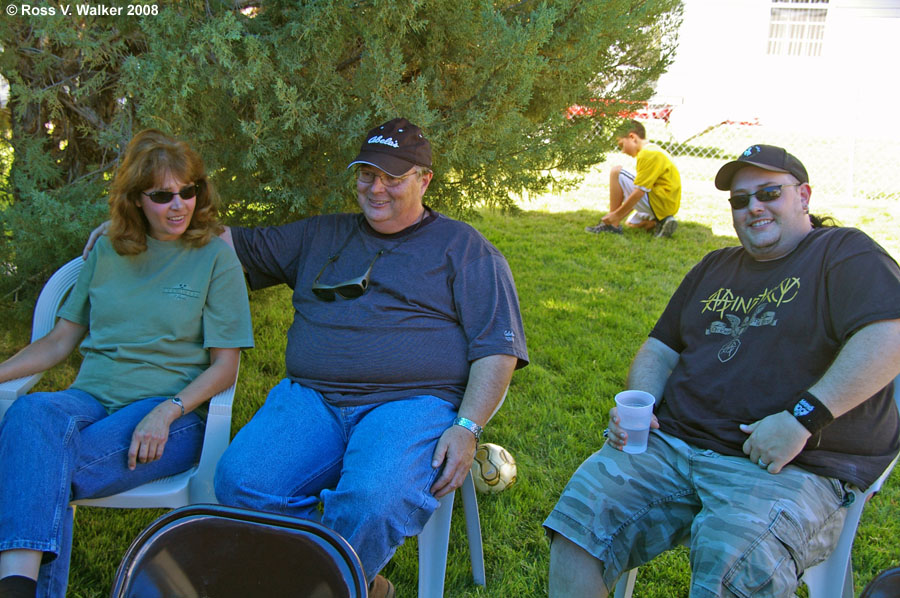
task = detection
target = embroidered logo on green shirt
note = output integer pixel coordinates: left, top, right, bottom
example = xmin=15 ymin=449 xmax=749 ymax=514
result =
xmin=164 ymin=284 xmax=200 ymax=300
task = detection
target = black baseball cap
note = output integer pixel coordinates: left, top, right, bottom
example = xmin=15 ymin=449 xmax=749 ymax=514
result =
xmin=347 ymin=118 xmax=432 ymax=177
xmin=715 ymin=144 xmax=809 ymax=190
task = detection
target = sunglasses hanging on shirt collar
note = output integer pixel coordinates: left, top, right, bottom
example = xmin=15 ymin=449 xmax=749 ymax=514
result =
xmin=312 ymin=251 xmax=383 ymax=301
xmin=311 ymin=210 xmax=427 ymax=302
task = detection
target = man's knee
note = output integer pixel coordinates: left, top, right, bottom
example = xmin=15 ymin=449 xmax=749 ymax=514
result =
xmin=212 ymin=449 xmax=244 ymax=505
xmin=691 ymin=510 xmax=818 ymax=598
xmin=324 ymin=470 xmax=437 ymax=536
xmin=549 ymin=534 xmax=609 ymax=598
xmin=212 ymin=442 xmax=276 ymax=507
xmin=690 ymin=468 xmax=847 ymax=597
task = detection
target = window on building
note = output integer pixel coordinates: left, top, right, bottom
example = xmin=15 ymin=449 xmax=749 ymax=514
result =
xmin=768 ymin=0 xmax=829 ymax=57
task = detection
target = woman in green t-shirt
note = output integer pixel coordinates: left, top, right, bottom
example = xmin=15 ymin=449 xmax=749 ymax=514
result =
xmin=0 ymin=130 xmax=254 ymax=598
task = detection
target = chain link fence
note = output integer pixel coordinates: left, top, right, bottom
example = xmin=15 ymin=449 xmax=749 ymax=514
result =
xmin=635 ymin=115 xmax=900 ymax=203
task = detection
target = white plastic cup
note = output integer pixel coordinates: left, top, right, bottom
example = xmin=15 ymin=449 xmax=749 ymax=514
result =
xmin=614 ymin=390 xmax=655 ymax=454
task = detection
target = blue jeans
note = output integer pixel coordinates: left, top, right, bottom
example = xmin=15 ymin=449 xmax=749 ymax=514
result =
xmin=0 ymin=389 xmax=205 ymax=598
xmin=214 ymin=379 xmax=458 ymax=581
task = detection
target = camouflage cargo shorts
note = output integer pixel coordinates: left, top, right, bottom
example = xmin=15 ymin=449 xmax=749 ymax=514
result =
xmin=543 ymin=429 xmax=849 ymax=598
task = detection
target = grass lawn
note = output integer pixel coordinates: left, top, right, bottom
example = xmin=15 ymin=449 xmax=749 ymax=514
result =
xmin=2 ymin=159 xmax=898 ymax=597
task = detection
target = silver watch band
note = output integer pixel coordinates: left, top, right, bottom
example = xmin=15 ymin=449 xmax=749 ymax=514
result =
xmin=453 ymin=416 xmax=483 ymax=440
xmin=171 ymin=397 xmax=185 ymax=417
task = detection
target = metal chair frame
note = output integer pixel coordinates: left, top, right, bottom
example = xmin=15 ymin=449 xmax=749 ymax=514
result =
xmin=110 ymin=504 xmax=368 ymax=598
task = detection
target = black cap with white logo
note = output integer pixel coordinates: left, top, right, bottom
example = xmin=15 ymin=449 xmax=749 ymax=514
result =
xmin=715 ymin=144 xmax=809 ymax=190
xmin=348 ymin=118 xmax=432 ymax=177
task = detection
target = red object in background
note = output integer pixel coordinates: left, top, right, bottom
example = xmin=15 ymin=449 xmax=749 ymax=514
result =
xmin=566 ymin=99 xmax=673 ymax=124
xmin=567 ymin=100 xmax=763 ymax=130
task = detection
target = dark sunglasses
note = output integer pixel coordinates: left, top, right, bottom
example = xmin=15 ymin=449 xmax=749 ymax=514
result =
xmin=728 ymin=183 xmax=800 ymax=210
xmin=142 ymin=183 xmax=200 ymax=205
xmin=312 ymin=250 xmax=384 ymax=301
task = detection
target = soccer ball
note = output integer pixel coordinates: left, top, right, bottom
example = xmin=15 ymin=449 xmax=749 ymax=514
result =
xmin=471 ymin=443 xmax=517 ymax=494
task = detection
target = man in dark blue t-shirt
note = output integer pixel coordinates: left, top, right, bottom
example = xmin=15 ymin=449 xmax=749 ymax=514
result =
xmin=214 ymin=118 xmax=529 ymax=598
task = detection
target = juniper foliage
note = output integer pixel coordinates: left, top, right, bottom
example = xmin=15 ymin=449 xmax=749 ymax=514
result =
xmin=0 ymin=0 xmax=681 ymax=301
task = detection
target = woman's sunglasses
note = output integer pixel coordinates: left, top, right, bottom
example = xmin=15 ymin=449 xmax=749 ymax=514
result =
xmin=312 ymin=251 xmax=384 ymax=301
xmin=728 ymin=183 xmax=800 ymax=210
xmin=142 ymin=183 xmax=200 ymax=205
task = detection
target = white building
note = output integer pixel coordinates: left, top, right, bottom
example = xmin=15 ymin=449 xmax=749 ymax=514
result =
xmin=653 ymin=0 xmax=900 ymax=140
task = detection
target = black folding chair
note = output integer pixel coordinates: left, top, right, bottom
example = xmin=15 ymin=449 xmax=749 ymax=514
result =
xmin=110 ymin=504 xmax=368 ymax=598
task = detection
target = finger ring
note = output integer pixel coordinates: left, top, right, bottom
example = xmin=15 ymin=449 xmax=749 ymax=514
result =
xmin=757 ymin=458 xmax=768 ymax=468
xmin=602 ymin=428 xmax=609 ymax=438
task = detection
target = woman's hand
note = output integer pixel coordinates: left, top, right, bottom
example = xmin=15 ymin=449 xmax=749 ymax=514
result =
xmin=82 ymin=220 xmax=110 ymax=259
xmin=126 ymin=348 xmax=240 ymax=470
xmin=128 ymin=400 xmax=182 ymax=470
xmin=606 ymin=406 xmax=659 ymax=451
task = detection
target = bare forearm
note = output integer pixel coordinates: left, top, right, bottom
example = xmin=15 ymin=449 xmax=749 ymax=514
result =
xmin=626 ymin=337 xmax=678 ymax=403
xmin=429 ymin=353 xmax=517 ymax=497
xmin=0 ymin=320 xmax=86 ymax=383
xmin=0 ymin=345 xmax=55 ymax=383
xmin=458 ymin=354 xmax=518 ymax=425
xmin=808 ymin=319 xmax=900 ymax=417
xmin=171 ymin=347 xmax=240 ymax=416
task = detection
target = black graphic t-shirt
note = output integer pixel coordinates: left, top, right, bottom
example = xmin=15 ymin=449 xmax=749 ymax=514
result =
xmin=651 ymin=227 xmax=900 ymax=489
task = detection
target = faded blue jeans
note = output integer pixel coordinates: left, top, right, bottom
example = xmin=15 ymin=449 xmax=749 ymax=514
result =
xmin=0 ymin=389 xmax=204 ymax=598
xmin=214 ymin=379 xmax=458 ymax=582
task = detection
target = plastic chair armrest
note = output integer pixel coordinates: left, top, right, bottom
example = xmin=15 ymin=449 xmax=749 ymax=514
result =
xmin=0 ymin=373 xmax=44 ymax=400
xmin=188 ymin=359 xmax=238 ymax=504
xmin=0 ymin=373 xmax=46 ymax=419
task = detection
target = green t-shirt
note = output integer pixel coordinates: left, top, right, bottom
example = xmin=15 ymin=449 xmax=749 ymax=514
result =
xmin=59 ymin=235 xmax=254 ymax=413
xmin=633 ymin=143 xmax=682 ymax=220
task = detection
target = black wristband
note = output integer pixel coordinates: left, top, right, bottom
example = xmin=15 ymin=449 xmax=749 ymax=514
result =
xmin=791 ymin=391 xmax=834 ymax=435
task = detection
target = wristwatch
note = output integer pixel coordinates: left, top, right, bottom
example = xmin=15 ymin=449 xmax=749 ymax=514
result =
xmin=170 ymin=397 xmax=185 ymax=417
xmin=453 ymin=416 xmax=483 ymax=440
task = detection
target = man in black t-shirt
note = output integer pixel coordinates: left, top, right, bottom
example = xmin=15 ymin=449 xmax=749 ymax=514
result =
xmin=545 ymin=144 xmax=900 ymax=598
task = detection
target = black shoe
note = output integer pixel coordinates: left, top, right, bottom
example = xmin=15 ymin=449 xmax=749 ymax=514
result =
xmin=585 ymin=223 xmax=623 ymax=235
xmin=654 ymin=216 xmax=677 ymax=238
xmin=861 ymin=566 xmax=900 ymax=598
xmin=0 ymin=576 xmax=37 ymax=598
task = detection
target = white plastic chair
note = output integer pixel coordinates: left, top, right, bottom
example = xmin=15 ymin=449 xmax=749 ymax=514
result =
xmin=0 ymin=257 xmax=238 ymax=507
xmin=614 ymin=373 xmax=900 ymax=598
xmin=417 ymin=470 xmax=486 ymax=597
xmin=416 ymin=391 xmax=509 ymax=597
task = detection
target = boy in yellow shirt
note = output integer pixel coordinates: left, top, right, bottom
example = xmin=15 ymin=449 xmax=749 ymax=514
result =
xmin=586 ymin=120 xmax=681 ymax=237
